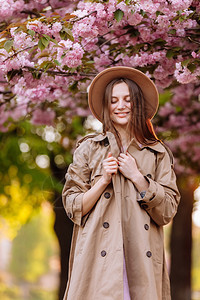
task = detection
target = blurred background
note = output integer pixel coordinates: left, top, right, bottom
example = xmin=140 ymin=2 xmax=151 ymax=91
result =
xmin=0 ymin=1 xmax=200 ymax=299
xmin=0 ymin=113 xmax=200 ymax=300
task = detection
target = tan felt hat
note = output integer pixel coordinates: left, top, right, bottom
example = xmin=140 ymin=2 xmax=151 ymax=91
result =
xmin=88 ymin=66 xmax=159 ymax=122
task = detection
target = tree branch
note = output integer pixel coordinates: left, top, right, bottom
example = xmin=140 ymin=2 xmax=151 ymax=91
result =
xmin=3 ymin=46 xmax=36 ymax=62
xmin=187 ymin=36 xmax=200 ymax=45
xmin=71 ymin=11 xmax=97 ymax=23
xmin=24 ymin=66 xmax=97 ymax=77
xmin=0 ymin=91 xmax=12 ymax=94
xmin=21 ymin=10 xmax=41 ymax=18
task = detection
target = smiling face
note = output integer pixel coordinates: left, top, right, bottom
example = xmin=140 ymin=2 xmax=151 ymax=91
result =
xmin=109 ymin=81 xmax=131 ymax=129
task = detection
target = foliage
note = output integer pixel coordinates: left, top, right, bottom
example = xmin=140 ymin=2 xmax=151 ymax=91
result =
xmin=0 ymin=283 xmax=21 ymax=300
xmin=0 ymin=282 xmax=57 ymax=300
xmin=0 ymin=117 xmax=85 ymax=236
xmin=9 ymin=206 xmax=56 ymax=282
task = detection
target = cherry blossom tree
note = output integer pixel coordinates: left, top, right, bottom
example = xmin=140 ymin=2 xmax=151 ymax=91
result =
xmin=0 ymin=1 xmax=200 ymax=299
xmin=0 ymin=0 xmax=200 ymax=131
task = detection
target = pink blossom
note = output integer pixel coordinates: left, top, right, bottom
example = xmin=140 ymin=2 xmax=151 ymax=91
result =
xmin=28 ymin=84 xmax=50 ymax=101
xmin=52 ymin=22 xmax=62 ymax=34
xmin=159 ymin=102 xmax=175 ymax=117
xmin=157 ymin=15 xmax=170 ymax=28
xmin=139 ymin=0 xmax=160 ymax=14
xmin=32 ymin=108 xmax=55 ymax=126
xmin=156 ymin=77 xmax=173 ymax=89
xmin=174 ymin=63 xmax=197 ymax=84
xmin=154 ymin=66 xmax=169 ymax=80
xmin=176 ymin=29 xmax=185 ymax=37
xmin=170 ymin=0 xmax=193 ymax=11
xmin=57 ymin=41 xmax=84 ymax=68
xmin=82 ymin=38 xmax=98 ymax=52
xmin=94 ymin=52 xmax=112 ymax=72
xmin=0 ymin=0 xmax=24 ymax=18
xmin=139 ymin=27 xmax=151 ymax=42
xmin=35 ymin=0 xmax=47 ymax=4
xmin=12 ymin=0 xmax=24 ymax=11
xmin=73 ymin=16 xmax=99 ymax=39
xmin=127 ymin=12 xmax=143 ymax=26
xmin=26 ymin=20 xmax=43 ymax=33
xmin=12 ymin=31 xmax=35 ymax=49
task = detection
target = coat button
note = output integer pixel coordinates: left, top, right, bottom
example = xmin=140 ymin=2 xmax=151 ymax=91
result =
xmin=104 ymin=192 xmax=111 ymax=199
xmin=146 ymin=251 xmax=152 ymax=258
xmin=146 ymin=174 xmax=152 ymax=179
xmin=144 ymin=224 xmax=149 ymax=230
xmin=142 ymin=204 xmax=148 ymax=209
xmin=67 ymin=212 xmax=72 ymax=219
xmin=104 ymin=138 xmax=109 ymax=147
xmin=103 ymin=222 xmax=109 ymax=228
xmin=101 ymin=250 xmax=107 ymax=257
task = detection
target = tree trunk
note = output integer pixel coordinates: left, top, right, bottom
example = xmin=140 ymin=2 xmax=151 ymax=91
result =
xmin=170 ymin=176 xmax=197 ymax=300
xmin=53 ymin=193 xmax=73 ymax=300
xmin=50 ymin=157 xmax=73 ymax=300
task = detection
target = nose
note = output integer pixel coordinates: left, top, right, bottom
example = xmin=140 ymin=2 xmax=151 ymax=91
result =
xmin=117 ymin=99 xmax=126 ymax=109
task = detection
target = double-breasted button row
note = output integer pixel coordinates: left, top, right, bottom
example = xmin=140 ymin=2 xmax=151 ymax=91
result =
xmin=104 ymin=192 xmax=111 ymax=199
xmin=144 ymin=224 xmax=149 ymax=230
xmin=101 ymin=250 xmax=106 ymax=257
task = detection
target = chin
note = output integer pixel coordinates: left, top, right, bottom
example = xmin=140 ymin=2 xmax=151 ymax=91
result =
xmin=113 ymin=121 xmax=129 ymax=128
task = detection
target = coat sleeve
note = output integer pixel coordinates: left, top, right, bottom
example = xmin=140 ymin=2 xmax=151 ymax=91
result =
xmin=62 ymin=140 xmax=91 ymax=227
xmin=138 ymin=149 xmax=180 ymax=226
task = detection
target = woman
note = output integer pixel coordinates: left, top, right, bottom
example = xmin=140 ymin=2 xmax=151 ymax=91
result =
xmin=62 ymin=66 xmax=180 ymax=300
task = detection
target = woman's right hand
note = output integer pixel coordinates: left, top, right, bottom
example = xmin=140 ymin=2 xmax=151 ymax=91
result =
xmin=102 ymin=152 xmax=118 ymax=184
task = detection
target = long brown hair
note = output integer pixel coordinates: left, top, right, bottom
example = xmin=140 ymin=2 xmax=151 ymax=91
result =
xmin=102 ymin=78 xmax=159 ymax=149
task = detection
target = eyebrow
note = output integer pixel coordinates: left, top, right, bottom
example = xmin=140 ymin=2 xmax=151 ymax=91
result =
xmin=111 ymin=95 xmax=130 ymax=98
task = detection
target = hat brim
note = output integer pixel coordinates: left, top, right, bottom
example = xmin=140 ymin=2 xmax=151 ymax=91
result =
xmin=88 ymin=66 xmax=159 ymax=122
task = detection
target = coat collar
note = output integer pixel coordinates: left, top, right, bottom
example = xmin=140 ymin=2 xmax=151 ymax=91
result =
xmin=93 ymin=132 xmax=165 ymax=153
xmin=139 ymin=141 xmax=165 ymax=153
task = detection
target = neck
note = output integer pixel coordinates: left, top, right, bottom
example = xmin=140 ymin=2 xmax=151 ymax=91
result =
xmin=113 ymin=124 xmax=131 ymax=150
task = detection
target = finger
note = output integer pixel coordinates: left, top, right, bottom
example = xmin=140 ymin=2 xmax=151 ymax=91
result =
xmin=106 ymin=169 xmax=118 ymax=175
xmin=107 ymin=161 xmax=118 ymax=167
xmin=104 ymin=157 xmax=118 ymax=163
xmin=103 ymin=160 xmax=118 ymax=168
xmin=105 ymin=165 xmax=118 ymax=171
xmin=118 ymin=157 xmax=124 ymax=162
xmin=119 ymin=153 xmax=127 ymax=158
xmin=107 ymin=152 xmax=112 ymax=158
xmin=126 ymin=152 xmax=134 ymax=159
xmin=118 ymin=157 xmax=127 ymax=163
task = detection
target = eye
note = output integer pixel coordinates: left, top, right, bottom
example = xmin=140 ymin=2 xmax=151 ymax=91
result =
xmin=111 ymin=97 xmax=118 ymax=104
xmin=125 ymin=96 xmax=131 ymax=102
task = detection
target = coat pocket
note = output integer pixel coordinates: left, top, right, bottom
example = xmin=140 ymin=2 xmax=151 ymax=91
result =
xmin=150 ymin=221 xmax=163 ymax=264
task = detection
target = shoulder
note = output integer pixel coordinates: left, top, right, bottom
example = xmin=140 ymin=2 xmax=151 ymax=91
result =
xmin=76 ymin=133 xmax=107 ymax=149
xmin=146 ymin=140 xmax=174 ymax=165
xmin=73 ymin=133 xmax=107 ymax=165
xmin=160 ymin=141 xmax=174 ymax=165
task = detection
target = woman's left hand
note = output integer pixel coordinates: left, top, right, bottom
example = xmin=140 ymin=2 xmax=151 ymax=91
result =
xmin=118 ymin=152 xmax=141 ymax=181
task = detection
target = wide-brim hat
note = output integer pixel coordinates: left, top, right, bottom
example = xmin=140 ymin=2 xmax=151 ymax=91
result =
xmin=88 ymin=66 xmax=159 ymax=122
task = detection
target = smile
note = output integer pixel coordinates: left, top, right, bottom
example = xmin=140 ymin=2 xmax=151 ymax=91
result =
xmin=114 ymin=112 xmax=130 ymax=117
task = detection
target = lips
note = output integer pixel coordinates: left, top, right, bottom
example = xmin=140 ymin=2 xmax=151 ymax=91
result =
xmin=114 ymin=112 xmax=130 ymax=117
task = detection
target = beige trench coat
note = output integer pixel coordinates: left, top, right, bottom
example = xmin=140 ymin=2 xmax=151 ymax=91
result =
xmin=62 ymin=131 xmax=180 ymax=300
